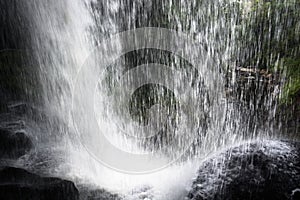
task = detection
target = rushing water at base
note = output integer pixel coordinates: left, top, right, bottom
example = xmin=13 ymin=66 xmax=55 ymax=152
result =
xmin=9 ymin=0 xmax=295 ymax=199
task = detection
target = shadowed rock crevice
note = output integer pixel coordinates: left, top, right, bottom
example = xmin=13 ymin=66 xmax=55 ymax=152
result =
xmin=0 ymin=128 xmax=32 ymax=159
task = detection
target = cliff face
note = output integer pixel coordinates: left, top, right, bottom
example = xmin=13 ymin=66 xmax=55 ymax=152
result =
xmin=0 ymin=1 xmax=41 ymax=109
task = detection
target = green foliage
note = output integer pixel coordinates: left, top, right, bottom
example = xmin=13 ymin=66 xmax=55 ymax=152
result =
xmin=240 ymin=0 xmax=299 ymax=67
xmin=281 ymin=57 xmax=300 ymax=104
xmin=241 ymin=0 xmax=300 ymax=103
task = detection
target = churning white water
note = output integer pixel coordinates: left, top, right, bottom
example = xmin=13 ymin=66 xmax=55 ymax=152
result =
xmin=21 ymin=0 xmax=285 ymax=199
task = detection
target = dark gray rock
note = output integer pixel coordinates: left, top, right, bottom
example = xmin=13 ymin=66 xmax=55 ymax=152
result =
xmin=0 ymin=167 xmax=79 ymax=200
xmin=187 ymin=140 xmax=300 ymax=200
xmin=79 ymin=187 xmax=122 ymax=200
xmin=0 ymin=128 xmax=32 ymax=159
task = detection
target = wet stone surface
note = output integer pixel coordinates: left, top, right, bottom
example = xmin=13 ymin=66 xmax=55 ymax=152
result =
xmin=0 ymin=167 xmax=79 ymax=200
xmin=187 ymin=140 xmax=300 ymax=200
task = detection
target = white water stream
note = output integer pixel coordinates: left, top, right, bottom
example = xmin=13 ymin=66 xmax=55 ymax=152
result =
xmin=20 ymin=0 xmax=285 ymax=199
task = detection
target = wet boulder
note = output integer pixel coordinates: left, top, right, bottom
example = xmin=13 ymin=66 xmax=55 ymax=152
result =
xmin=187 ymin=140 xmax=300 ymax=200
xmin=0 ymin=167 xmax=79 ymax=200
xmin=0 ymin=128 xmax=32 ymax=159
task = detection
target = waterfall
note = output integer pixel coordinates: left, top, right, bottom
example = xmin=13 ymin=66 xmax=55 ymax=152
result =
xmin=18 ymin=0 xmax=287 ymax=199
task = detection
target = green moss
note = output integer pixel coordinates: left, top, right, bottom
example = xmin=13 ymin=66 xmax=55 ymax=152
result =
xmin=281 ymin=58 xmax=300 ymax=104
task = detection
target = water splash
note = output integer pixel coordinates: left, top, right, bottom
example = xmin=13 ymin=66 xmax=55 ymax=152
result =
xmin=17 ymin=0 xmax=293 ymax=199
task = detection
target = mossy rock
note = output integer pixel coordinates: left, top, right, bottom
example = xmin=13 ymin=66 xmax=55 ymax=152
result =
xmin=280 ymin=58 xmax=300 ymax=105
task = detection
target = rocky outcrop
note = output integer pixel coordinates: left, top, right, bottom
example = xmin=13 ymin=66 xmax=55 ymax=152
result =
xmin=187 ymin=140 xmax=300 ymax=200
xmin=0 ymin=167 xmax=79 ymax=200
